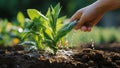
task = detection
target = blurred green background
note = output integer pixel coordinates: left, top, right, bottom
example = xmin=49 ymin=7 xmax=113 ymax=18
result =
xmin=0 ymin=0 xmax=95 ymax=20
xmin=1 ymin=0 xmax=120 ymax=27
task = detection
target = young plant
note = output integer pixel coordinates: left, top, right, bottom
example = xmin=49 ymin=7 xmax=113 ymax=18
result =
xmin=21 ymin=3 xmax=77 ymax=54
xmin=0 ymin=12 xmax=26 ymax=46
xmin=0 ymin=19 xmax=20 ymax=46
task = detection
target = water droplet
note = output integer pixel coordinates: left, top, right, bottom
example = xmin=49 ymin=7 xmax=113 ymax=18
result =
xmin=18 ymin=28 xmax=23 ymax=32
xmin=91 ymin=39 xmax=95 ymax=49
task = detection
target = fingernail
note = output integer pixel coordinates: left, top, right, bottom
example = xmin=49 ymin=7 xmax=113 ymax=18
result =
xmin=81 ymin=26 xmax=87 ymax=31
xmin=87 ymin=27 xmax=91 ymax=31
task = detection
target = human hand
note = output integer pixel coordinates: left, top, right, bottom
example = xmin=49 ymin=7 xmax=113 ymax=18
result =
xmin=70 ymin=1 xmax=105 ymax=32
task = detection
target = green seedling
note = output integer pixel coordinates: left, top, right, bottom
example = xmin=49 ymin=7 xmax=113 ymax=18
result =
xmin=0 ymin=19 xmax=20 ymax=46
xmin=0 ymin=12 xmax=26 ymax=46
xmin=21 ymin=3 xmax=77 ymax=54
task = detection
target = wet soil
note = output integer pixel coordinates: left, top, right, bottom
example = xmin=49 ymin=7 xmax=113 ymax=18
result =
xmin=0 ymin=43 xmax=120 ymax=68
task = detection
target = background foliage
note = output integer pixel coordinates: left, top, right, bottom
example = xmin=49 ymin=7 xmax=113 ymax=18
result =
xmin=0 ymin=0 xmax=95 ymax=20
xmin=1 ymin=0 xmax=120 ymax=27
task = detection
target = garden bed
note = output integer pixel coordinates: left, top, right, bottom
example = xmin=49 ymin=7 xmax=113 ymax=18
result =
xmin=0 ymin=43 xmax=120 ymax=68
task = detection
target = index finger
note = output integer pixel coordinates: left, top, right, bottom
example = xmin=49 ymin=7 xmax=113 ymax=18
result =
xmin=70 ymin=10 xmax=82 ymax=22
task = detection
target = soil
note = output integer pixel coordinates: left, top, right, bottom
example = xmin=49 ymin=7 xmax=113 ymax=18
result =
xmin=0 ymin=43 xmax=120 ymax=68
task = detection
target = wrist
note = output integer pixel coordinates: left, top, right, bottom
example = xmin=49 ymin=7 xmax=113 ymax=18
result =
xmin=93 ymin=0 xmax=120 ymax=13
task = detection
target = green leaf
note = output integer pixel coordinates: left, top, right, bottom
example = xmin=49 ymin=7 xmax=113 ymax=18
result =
xmin=27 ymin=9 xmax=48 ymax=21
xmin=46 ymin=8 xmax=51 ymax=17
xmin=47 ymin=3 xmax=62 ymax=36
xmin=57 ymin=16 xmax=66 ymax=24
xmin=54 ymin=3 xmax=61 ymax=18
xmin=19 ymin=41 xmax=36 ymax=46
xmin=19 ymin=41 xmax=37 ymax=51
xmin=26 ymin=21 xmax=34 ymax=29
xmin=57 ymin=16 xmax=67 ymax=30
xmin=43 ymin=29 xmax=52 ymax=40
xmin=31 ymin=18 xmax=42 ymax=31
xmin=55 ymin=20 xmax=77 ymax=42
xmin=2 ymin=19 xmax=8 ymax=33
xmin=52 ymin=3 xmax=61 ymax=28
xmin=17 ymin=11 xmax=25 ymax=27
xmin=43 ymin=39 xmax=58 ymax=54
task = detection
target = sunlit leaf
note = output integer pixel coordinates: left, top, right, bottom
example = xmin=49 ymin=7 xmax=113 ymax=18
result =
xmin=17 ymin=11 xmax=25 ymax=27
xmin=46 ymin=8 xmax=51 ymax=17
xmin=57 ymin=23 xmax=63 ymax=31
xmin=43 ymin=29 xmax=52 ymax=40
xmin=57 ymin=16 xmax=66 ymax=30
xmin=57 ymin=16 xmax=66 ymax=24
xmin=2 ymin=19 xmax=8 ymax=32
xmin=45 ymin=29 xmax=52 ymax=38
xmin=6 ymin=23 xmax=12 ymax=32
xmin=54 ymin=3 xmax=61 ymax=18
xmin=27 ymin=9 xmax=48 ymax=21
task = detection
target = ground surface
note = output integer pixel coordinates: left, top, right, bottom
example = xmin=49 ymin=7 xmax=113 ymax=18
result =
xmin=0 ymin=43 xmax=120 ymax=68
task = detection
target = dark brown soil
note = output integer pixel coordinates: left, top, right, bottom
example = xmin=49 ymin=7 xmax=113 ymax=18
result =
xmin=0 ymin=43 xmax=120 ymax=68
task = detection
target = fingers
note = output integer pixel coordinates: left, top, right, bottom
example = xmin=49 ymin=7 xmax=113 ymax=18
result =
xmin=70 ymin=9 xmax=103 ymax=32
xmin=81 ymin=26 xmax=87 ymax=31
xmin=80 ymin=20 xmax=95 ymax=32
xmin=70 ymin=10 xmax=82 ymax=22
xmin=80 ymin=15 xmax=103 ymax=32
xmin=81 ymin=26 xmax=92 ymax=32
xmin=74 ymin=16 xmax=86 ymax=30
xmin=88 ymin=27 xmax=92 ymax=31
